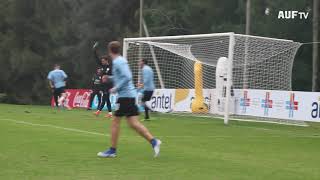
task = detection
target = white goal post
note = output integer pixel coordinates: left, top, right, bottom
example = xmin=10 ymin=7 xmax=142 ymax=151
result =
xmin=123 ymin=32 xmax=302 ymax=125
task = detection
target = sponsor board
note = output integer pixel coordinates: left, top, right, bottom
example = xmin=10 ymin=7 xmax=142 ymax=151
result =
xmin=90 ymin=93 xmax=118 ymax=110
xmin=51 ymin=89 xmax=320 ymax=122
xmin=174 ymin=89 xmax=211 ymax=112
xmin=146 ymin=89 xmax=175 ymax=113
xmin=234 ymin=89 xmax=319 ymax=122
xmin=51 ymin=89 xmax=175 ymax=112
xmin=51 ymin=89 xmax=91 ymax=108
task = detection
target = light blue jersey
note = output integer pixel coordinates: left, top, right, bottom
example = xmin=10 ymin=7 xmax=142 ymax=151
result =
xmin=47 ymin=69 xmax=67 ymax=88
xmin=142 ymin=65 xmax=155 ymax=91
xmin=112 ymin=56 xmax=136 ymax=98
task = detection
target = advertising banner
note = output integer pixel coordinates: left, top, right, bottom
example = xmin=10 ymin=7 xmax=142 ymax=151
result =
xmin=90 ymin=93 xmax=118 ymax=111
xmin=51 ymin=88 xmax=320 ymax=122
xmin=234 ymin=89 xmax=320 ymax=122
xmin=173 ymin=89 xmax=212 ymax=112
xmin=145 ymin=89 xmax=175 ymax=113
xmin=51 ymin=89 xmax=91 ymax=108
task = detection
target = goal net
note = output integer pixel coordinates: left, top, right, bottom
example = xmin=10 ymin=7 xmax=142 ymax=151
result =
xmin=123 ymin=33 xmax=302 ymax=125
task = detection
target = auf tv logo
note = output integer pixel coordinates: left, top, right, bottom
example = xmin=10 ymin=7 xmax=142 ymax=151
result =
xmin=278 ymin=11 xmax=309 ymax=19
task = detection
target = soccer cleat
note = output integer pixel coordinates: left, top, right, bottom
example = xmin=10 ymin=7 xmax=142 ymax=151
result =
xmin=105 ymin=113 xmax=113 ymax=118
xmin=151 ymin=139 xmax=162 ymax=157
xmin=94 ymin=110 xmax=101 ymax=116
xmin=58 ymin=97 xmax=65 ymax=107
xmin=97 ymin=148 xmax=116 ymax=158
xmin=141 ymin=118 xmax=151 ymax=122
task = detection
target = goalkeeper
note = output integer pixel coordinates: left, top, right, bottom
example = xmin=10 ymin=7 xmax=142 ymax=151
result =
xmin=87 ymin=68 xmax=103 ymax=110
xmin=92 ymin=42 xmax=113 ymax=118
xmin=95 ymin=71 xmax=113 ymax=118
xmin=138 ymin=59 xmax=155 ymax=121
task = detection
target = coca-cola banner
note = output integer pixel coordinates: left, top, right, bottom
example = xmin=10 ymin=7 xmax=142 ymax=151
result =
xmin=51 ymin=89 xmax=92 ymax=108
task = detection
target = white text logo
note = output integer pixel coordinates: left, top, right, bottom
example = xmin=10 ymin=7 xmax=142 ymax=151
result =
xmin=278 ymin=11 xmax=309 ymax=19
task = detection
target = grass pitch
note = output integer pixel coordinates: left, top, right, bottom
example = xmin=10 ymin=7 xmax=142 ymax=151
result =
xmin=1 ymin=104 xmax=320 ymax=180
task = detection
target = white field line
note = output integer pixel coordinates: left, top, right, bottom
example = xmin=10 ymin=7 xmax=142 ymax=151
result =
xmin=169 ymin=113 xmax=309 ymax=127
xmin=0 ymin=118 xmax=319 ymax=139
xmin=0 ymin=118 xmax=108 ymax=137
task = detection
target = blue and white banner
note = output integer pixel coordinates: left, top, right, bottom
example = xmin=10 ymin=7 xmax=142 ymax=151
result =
xmin=91 ymin=94 xmax=118 ymax=110
xmin=87 ymin=88 xmax=320 ymax=122
xmin=234 ymin=89 xmax=320 ymax=122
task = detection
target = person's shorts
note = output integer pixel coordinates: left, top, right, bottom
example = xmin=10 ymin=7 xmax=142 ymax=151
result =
xmin=114 ymin=98 xmax=139 ymax=117
xmin=142 ymin=91 xmax=154 ymax=102
xmin=54 ymin=87 xmax=65 ymax=97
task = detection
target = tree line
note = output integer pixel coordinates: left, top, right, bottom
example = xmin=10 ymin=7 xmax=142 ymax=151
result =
xmin=0 ymin=0 xmax=316 ymax=104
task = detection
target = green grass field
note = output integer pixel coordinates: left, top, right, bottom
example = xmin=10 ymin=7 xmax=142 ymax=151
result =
xmin=1 ymin=104 xmax=320 ymax=180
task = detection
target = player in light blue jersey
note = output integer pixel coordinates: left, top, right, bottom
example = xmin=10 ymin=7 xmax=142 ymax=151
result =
xmin=138 ymin=59 xmax=155 ymax=120
xmin=97 ymin=41 xmax=161 ymax=158
xmin=47 ymin=64 xmax=68 ymax=108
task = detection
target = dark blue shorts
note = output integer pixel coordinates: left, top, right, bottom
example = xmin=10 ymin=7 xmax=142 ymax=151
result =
xmin=114 ymin=98 xmax=139 ymax=117
xmin=142 ymin=91 xmax=154 ymax=102
xmin=54 ymin=87 xmax=65 ymax=97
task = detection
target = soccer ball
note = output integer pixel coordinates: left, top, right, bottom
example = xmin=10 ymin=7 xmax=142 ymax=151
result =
xmin=265 ymin=8 xmax=270 ymax=15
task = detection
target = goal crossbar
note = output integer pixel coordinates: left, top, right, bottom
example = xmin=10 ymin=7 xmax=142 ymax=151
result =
xmin=124 ymin=32 xmax=294 ymax=43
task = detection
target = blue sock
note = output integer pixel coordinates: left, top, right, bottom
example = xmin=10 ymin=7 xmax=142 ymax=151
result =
xmin=110 ymin=147 xmax=116 ymax=153
xmin=151 ymin=138 xmax=157 ymax=147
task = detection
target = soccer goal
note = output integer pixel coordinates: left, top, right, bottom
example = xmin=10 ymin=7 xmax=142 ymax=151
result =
xmin=123 ymin=32 xmax=302 ymax=125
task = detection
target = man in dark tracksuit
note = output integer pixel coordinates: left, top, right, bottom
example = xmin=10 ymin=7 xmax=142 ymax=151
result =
xmin=87 ymin=68 xmax=103 ymax=110
xmin=93 ymin=44 xmax=113 ymax=118
xmin=95 ymin=75 xmax=112 ymax=117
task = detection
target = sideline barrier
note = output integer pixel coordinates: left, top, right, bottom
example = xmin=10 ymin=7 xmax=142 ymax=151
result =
xmin=51 ymin=89 xmax=320 ymax=122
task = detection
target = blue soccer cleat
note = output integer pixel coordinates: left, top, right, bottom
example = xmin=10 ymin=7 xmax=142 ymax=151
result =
xmin=151 ymin=139 xmax=162 ymax=157
xmin=97 ymin=148 xmax=117 ymax=158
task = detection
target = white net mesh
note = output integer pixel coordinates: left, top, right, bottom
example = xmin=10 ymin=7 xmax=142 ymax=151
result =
xmin=126 ymin=35 xmax=230 ymax=89
xmin=124 ymin=33 xmax=302 ymax=124
xmin=233 ymin=35 xmax=301 ymax=90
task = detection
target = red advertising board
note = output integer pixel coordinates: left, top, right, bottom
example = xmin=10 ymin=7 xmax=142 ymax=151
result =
xmin=51 ymin=89 xmax=92 ymax=108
